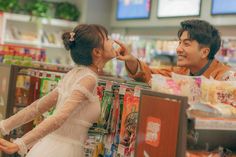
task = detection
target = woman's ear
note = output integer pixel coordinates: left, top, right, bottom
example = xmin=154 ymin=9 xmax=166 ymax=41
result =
xmin=92 ymin=48 xmax=102 ymax=57
xmin=201 ymin=47 xmax=210 ymax=59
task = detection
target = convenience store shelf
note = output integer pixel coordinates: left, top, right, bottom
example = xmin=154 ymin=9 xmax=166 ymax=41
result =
xmin=5 ymin=39 xmax=40 ymax=47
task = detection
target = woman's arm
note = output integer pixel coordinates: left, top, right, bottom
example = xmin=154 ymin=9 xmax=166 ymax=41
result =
xmin=13 ymin=75 xmax=97 ymax=156
xmin=0 ymin=88 xmax=59 ymax=136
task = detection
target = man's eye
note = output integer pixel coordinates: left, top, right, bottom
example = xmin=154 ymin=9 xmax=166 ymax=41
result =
xmin=184 ymin=42 xmax=190 ymax=46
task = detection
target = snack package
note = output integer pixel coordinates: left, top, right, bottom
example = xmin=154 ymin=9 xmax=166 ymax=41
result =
xmin=28 ymin=76 xmax=41 ymax=104
xmin=151 ymin=74 xmax=181 ymax=95
xmin=200 ymin=78 xmax=212 ymax=105
xmin=110 ymin=90 xmax=120 ymax=134
xmin=152 ymin=73 xmax=201 ymax=105
xmin=201 ymin=79 xmax=236 ymax=107
xmin=97 ymin=85 xmax=105 ymax=102
xmin=15 ymin=75 xmax=31 ymax=106
xmin=172 ymin=73 xmax=202 ymax=105
xmin=39 ymin=77 xmax=60 ymax=97
xmin=120 ymin=91 xmax=139 ymax=148
xmin=188 ymin=103 xmax=236 ymax=118
xmin=98 ymin=91 xmax=113 ymax=129
xmin=39 ymin=77 xmax=60 ymax=118
xmin=221 ymin=69 xmax=236 ymax=81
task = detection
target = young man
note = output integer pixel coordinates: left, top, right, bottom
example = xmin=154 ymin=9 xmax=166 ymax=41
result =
xmin=116 ymin=19 xmax=235 ymax=83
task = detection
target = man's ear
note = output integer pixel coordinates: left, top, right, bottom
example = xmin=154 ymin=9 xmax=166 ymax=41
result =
xmin=201 ymin=47 xmax=210 ymax=59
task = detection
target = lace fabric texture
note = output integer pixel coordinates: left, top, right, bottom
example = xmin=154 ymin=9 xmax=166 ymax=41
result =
xmin=0 ymin=67 xmax=100 ymax=156
xmin=0 ymin=89 xmax=59 ymax=136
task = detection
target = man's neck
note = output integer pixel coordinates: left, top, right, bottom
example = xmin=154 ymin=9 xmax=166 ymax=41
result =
xmin=189 ymin=59 xmax=213 ymax=76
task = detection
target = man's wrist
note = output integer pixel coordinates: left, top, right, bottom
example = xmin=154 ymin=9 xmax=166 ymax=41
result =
xmin=125 ymin=57 xmax=140 ymax=75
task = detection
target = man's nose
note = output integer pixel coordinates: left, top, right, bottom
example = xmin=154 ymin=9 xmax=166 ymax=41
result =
xmin=176 ymin=44 xmax=184 ymax=54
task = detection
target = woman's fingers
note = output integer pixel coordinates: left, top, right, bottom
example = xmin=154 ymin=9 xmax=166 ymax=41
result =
xmin=0 ymin=145 xmax=7 ymax=151
xmin=0 ymin=138 xmax=18 ymax=154
xmin=0 ymin=143 xmax=10 ymax=154
xmin=0 ymin=138 xmax=12 ymax=146
xmin=0 ymin=138 xmax=7 ymax=146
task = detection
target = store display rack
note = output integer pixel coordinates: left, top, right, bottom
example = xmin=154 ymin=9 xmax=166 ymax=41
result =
xmin=0 ymin=12 xmax=78 ymax=64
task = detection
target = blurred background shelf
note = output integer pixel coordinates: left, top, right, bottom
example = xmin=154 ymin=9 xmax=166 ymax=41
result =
xmin=0 ymin=13 xmax=76 ymax=65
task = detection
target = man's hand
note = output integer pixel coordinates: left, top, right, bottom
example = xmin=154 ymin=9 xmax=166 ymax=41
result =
xmin=114 ymin=40 xmax=135 ymax=61
xmin=114 ymin=40 xmax=139 ymax=74
xmin=0 ymin=138 xmax=19 ymax=154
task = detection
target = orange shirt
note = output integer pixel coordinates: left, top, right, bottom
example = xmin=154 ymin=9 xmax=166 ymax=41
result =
xmin=127 ymin=59 xmax=233 ymax=83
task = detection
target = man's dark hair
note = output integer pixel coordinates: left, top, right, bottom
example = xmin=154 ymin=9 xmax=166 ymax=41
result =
xmin=177 ymin=20 xmax=221 ymax=60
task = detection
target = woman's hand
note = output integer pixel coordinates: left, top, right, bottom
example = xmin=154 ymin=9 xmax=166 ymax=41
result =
xmin=0 ymin=138 xmax=19 ymax=154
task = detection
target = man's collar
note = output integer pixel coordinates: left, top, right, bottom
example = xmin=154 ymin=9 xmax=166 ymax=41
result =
xmin=190 ymin=60 xmax=213 ymax=76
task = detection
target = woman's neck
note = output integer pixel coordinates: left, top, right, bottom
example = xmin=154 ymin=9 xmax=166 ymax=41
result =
xmin=88 ymin=64 xmax=98 ymax=74
xmin=88 ymin=63 xmax=103 ymax=74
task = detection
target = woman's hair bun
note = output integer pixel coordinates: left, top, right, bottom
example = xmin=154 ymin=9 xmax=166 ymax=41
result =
xmin=62 ymin=32 xmax=75 ymax=50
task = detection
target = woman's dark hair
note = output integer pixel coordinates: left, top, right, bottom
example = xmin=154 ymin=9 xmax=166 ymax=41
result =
xmin=177 ymin=20 xmax=221 ymax=60
xmin=62 ymin=24 xmax=108 ymax=65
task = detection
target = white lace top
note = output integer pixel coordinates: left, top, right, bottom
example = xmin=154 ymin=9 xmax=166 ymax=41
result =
xmin=0 ymin=66 xmax=100 ymax=155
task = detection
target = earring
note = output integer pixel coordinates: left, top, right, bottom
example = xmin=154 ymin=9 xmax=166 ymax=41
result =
xmin=69 ymin=32 xmax=75 ymax=41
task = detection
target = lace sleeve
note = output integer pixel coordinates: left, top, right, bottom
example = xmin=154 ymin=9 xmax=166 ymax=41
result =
xmin=0 ymin=88 xmax=59 ymax=136
xmin=14 ymin=75 xmax=97 ymax=156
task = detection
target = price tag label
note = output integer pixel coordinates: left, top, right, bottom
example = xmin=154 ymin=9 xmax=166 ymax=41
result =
xmin=27 ymin=69 xmax=32 ymax=75
xmin=35 ymin=82 xmax=39 ymax=90
xmin=50 ymin=73 xmax=56 ymax=80
xmin=105 ymin=81 xmax=112 ymax=92
xmin=60 ymin=74 xmax=65 ymax=79
xmin=224 ymin=57 xmax=229 ymax=62
xmin=36 ymin=71 xmax=40 ymax=78
xmin=134 ymin=86 xmax=141 ymax=97
xmin=119 ymin=84 xmax=127 ymax=95
xmin=105 ymin=142 xmax=111 ymax=149
xmin=195 ymin=118 xmax=236 ymax=130
xmin=30 ymin=70 xmax=35 ymax=76
xmin=117 ymin=144 xmax=126 ymax=155
xmin=42 ymin=71 xmax=47 ymax=78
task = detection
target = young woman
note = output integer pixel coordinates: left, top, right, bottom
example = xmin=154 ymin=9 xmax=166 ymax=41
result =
xmin=0 ymin=24 xmax=118 ymax=157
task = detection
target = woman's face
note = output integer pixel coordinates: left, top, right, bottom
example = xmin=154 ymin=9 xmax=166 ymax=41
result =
xmin=101 ymin=35 xmax=117 ymax=61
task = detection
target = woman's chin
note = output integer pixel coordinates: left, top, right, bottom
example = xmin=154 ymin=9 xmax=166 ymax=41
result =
xmin=105 ymin=56 xmax=116 ymax=62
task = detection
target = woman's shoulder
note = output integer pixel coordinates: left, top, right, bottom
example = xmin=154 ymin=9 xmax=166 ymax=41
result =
xmin=71 ymin=66 xmax=98 ymax=81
